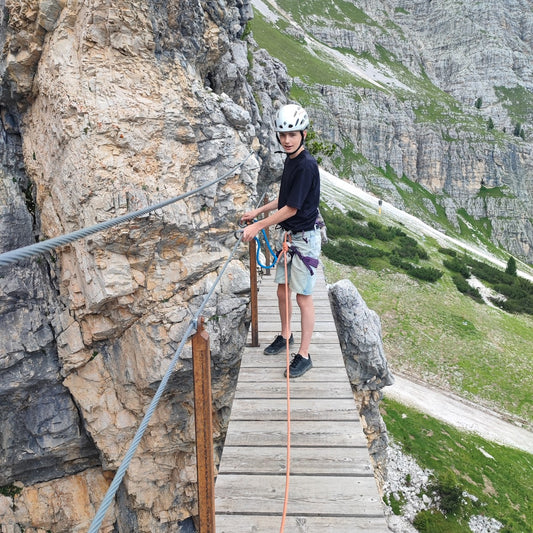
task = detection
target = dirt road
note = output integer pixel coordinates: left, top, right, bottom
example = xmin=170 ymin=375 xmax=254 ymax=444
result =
xmin=384 ymin=373 xmax=533 ymax=455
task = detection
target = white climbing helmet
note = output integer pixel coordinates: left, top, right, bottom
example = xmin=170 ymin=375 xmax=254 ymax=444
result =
xmin=274 ymin=104 xmax=309 ymax=132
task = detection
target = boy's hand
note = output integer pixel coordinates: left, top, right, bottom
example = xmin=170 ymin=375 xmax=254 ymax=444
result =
xmin=240 ymin=211 xmax=255 ymax=225
xmin=242 ymin=221 xmax=260 ymax=242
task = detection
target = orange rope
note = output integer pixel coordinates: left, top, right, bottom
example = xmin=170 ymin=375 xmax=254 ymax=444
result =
xmin=279 ymin=233 xmax=291 ymax=532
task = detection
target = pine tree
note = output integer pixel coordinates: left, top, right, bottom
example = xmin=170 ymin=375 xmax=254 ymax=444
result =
xmin=505 ymin=256 xmax=517 ymax=276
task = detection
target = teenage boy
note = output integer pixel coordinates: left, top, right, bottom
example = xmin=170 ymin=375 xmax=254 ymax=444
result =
xmin=241 ymin=104 xmax=321 ymax=378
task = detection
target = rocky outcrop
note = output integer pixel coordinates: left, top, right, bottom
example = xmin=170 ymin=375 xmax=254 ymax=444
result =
xmin=0 ymin=0 xmax=101 ymax=496
xmin=328 ymin=279 xmax=394 ymax=491
xmin=0 ymin=0 xmax=289 ymax=531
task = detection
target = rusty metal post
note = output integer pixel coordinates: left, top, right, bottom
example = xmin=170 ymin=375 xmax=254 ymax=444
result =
xmin=249 ymin=238 xmax=259 ymax=347
xmin=192 ymin=317 xmax=216 ymax=533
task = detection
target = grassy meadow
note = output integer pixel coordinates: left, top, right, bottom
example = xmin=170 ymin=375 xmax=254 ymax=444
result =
xmin=381 ymin=399 xmax=532 ymax=532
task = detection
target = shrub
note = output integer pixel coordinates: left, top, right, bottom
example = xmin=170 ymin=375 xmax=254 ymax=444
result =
xmin=467 ymin=259 xmax=515 ymax=286
xmin=389 ymin=253 xmax=411 ymax=270
xmin=368 ymin=220 xmax=396 ymax=241
xmin=517 ymin=276 xmax=533 ymax=295
xmin=0 ymin=484 xmax=23 ymax=498
xmin=391 ymin=226 xmax=407 ymax=238
xmin=321 ymin=208 xmax=375 ymax=240
xmin=505 ymin=256 xmax=517 ymax=276
xmin=322 ymin=240 xmax=385 ymax=268
xmin=451 ymin=274 xmax=483 ymax=303
xmin=429 ymin=471 xmax=463 ymax=515
xmin=347 ymin=209 xmax=365 ymax=221
xmin=438 ymin=247 xmax=457 ymax=257
xmin=443 ymin=257 xmax=470 ymax=278
xmin=383 ymin=492 xmax=404 ymax=515
xmin=493 ymin=281 xmax=527 ymax=300
xmin=413 ymin=509 xmax=463 ymax=533
xmin=492 ymin=295 xmax=533 ymax=315
xmin=407 ymin=265 xmax=443 ymax=282
xmin=395 ymin=236 xmax=428 ymax=260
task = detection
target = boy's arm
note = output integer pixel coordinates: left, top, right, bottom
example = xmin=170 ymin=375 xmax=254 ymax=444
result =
xmin=241 ymin=205 xmax=297 ymax=242
xmin=240 ymin=198 xmax=279 ymax=224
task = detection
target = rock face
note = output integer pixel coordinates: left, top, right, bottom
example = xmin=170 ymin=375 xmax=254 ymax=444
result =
xmin=328 ymin=279 xmax=394 ymax=490
xmin=0 ymin=0 xmax=289 ymax=531
xmin=256 ymin=0 xmax=533 ymax=264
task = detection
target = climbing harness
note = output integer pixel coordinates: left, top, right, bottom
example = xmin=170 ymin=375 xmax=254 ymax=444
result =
xmin=286 ymin=242 xmax=319 ymax=275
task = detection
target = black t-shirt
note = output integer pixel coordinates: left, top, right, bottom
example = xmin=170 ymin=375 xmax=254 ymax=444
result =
xmin=278 ymin=150 xmax=320 ymax=232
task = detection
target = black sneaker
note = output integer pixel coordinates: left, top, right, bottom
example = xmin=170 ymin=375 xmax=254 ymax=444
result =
xmin=284 ymin=353 xmax=313 ymax=378
xmin=263 ymin=334 xmax=293 ymax=355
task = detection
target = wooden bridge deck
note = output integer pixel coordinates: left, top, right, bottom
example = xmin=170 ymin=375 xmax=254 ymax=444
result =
xmin=215 ymin=268 xmax=389 ymax=532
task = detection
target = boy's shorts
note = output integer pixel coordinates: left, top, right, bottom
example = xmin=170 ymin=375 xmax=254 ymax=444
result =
xmin=274 ymin=227 xmax=321 ymax=295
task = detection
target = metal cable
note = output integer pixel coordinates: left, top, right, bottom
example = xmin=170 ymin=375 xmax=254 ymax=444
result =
xmin=88 ymin=190 xmax=266 ymax=532
xmin=0 ymin=151 xmax=254 ymax=267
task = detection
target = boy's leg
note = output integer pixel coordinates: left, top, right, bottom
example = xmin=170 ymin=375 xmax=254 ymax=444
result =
xmin=296 ymin=293 xmax=314 ymax=357
xmin=285 ymin=293 xmax=314 ymax=378
xmin=277 ymin=282 xmax=292 ymax=339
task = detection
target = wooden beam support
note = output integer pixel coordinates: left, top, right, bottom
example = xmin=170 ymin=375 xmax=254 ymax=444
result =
xmin=192 ymin=317 xmax=215 ymax=533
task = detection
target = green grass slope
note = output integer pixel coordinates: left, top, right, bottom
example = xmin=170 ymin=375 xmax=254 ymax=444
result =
xmin=382 ymin=398 xmax=532 ymax=532
xmin=321 ymin=173 xmax=533 ymax=425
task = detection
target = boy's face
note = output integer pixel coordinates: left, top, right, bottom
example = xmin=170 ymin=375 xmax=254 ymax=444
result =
xmin=279 ymin=130 xmax=306 ymax=155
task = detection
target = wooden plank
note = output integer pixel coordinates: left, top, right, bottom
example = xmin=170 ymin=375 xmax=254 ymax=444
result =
xmin=215 ymin=515 xmax=390 ymax=533
xmin=240 ymin=352 xmax=346 ymax=369
xmin=228 ymin=399 xmax=359 ymax=421
xmin=236 ymin=367 xmax=350 ymax=382
xmin=258 ymin=317 xmax=335 ymax=326
xmin=254 ymin=330 xmax=339 ymax=341
xmin=218 ymin=446 xmax=375 ymax=476
xmin=215 ymin=474 xmax=384 ymax=515
xmin=223 ymin=420 xmax=368 ymax=447
xmin=243 ymin=343 xmax=345 ymax=357
xmin=234 ymin=380 xmax=354 ymax=399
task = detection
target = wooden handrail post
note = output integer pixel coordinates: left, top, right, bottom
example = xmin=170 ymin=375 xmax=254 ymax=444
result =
xmin=192 ymin=317 xmax=216 ymax=533
xmin=249 ymin=237 xmax=259 ymax=347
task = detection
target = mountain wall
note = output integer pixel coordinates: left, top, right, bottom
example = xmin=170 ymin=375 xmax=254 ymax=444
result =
xmin=0 ymin=1 xmax=289 ymax=531
xmin=251 ymin=0 xmax=533 ymax=264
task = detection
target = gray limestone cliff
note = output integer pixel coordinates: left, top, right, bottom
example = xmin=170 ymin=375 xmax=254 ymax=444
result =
xmin=252 ymin=0 xmax=533 ymax=264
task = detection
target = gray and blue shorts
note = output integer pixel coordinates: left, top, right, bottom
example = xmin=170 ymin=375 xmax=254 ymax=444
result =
xmin=274 ymin=227 xmax=321 ymax=295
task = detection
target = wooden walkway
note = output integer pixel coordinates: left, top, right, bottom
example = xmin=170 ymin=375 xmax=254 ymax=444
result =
xmin=215 ymin=268 xmax=389 ymax=532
